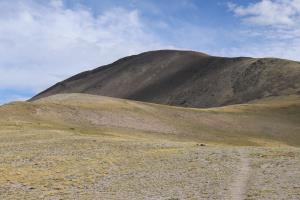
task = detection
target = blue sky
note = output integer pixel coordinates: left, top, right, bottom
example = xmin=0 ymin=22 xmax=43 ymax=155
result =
xmin=1 ymin=0 xmax=300 ymax=104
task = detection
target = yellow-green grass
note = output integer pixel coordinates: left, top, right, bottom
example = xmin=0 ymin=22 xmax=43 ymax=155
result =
xmin=0 ymin=93 xmax=300 ymax=199
xmin=1 ymin=93 xmax=299 ymax=147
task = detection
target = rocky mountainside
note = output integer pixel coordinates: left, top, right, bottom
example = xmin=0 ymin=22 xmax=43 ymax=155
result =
xmin=31 ymin=50 xmax=300 ymax=108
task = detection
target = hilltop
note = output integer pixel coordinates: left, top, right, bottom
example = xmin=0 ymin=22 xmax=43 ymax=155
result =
xmin=31 ymin=50 xmax=300 ymax=108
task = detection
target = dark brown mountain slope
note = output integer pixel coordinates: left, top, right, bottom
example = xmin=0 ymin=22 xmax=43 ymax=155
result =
xmin=31 ymin=50 xmax=300 ymax=108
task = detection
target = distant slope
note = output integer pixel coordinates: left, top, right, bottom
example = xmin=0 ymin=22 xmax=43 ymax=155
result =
xmin=31 ymin=50 xmax=300 ymax=108
xmin=4 ymin=93 xmax=300 ymax=146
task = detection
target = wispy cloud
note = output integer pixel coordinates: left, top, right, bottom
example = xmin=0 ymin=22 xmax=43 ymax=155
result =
xmin=226 ymin=0 xmax=300 ymax=60
xmin=228 ymin=0 xmax=300 ymax=27
xmin=0 ymin=0 xmax=170 ymax=96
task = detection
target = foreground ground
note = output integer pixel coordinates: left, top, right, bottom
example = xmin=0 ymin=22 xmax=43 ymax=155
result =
xmin=0 ymin=94 xmax=299 ymax=199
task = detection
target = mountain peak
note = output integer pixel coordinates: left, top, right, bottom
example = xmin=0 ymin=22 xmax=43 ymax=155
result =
xmin=31 ymin=50 xmax=300 ymax=108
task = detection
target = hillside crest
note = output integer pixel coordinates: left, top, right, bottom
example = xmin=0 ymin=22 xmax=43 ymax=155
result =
xmin=31 ymin=50 xmax=300 ymax=108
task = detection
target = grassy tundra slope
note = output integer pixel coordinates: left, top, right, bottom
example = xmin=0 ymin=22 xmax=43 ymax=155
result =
xmin=0 ymin=93 xmax=299 ymax=199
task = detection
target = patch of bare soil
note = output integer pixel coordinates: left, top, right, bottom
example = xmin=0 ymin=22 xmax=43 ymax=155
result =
xmin=230 ymin=149 xmax=251 ymax=200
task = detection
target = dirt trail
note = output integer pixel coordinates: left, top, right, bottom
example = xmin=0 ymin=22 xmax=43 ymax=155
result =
xmin=230 ymin=150 xmax=251 ymax=200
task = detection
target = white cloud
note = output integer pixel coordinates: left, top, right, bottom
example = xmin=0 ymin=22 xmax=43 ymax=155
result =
xmin=227 ymin=0 xmax=300 ymax=61
xmin=229 ymin=0 xmax=300 ymax=27
xmin=0 ymin=0 xmax=170 ymax=93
